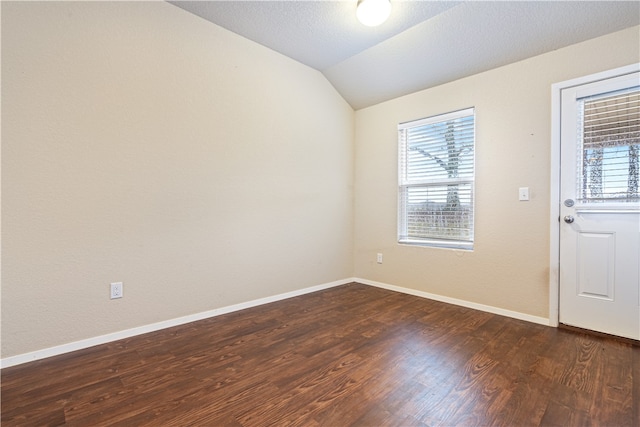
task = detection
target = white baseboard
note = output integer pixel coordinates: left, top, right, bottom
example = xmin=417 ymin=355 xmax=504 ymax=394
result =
xmin=1 ymin=277 xmax=550 ymax=369
xmin=356 ymin=277 xmax=551 ymax=326
xmin=0 ymin=278 xmax=353 ymax=369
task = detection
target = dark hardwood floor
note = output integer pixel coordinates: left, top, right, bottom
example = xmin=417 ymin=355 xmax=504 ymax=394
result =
xmin=2 ymin=283 xmax=638 ymax=426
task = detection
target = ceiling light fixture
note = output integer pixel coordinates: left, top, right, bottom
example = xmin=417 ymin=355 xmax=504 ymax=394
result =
xmin=356 ymin=0 xmax=391 ymax=27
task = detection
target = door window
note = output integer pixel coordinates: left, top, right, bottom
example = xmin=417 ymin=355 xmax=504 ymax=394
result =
xmin=577 ymin=87 xmax=640 ymax=204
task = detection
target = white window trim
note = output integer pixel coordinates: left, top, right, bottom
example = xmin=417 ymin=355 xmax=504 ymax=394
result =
xmin=398 ymin=107 xmax=476 ymax=250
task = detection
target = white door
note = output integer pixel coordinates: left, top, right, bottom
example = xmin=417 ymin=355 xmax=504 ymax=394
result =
xmin=559 ymin=71 xmax=640 ymax=340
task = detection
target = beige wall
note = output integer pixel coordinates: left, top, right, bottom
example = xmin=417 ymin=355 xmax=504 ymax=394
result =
xmin=1 ymin=1 xmax=354 ymax=358
xmin=354 ymin=26 xmax=640 ymax=320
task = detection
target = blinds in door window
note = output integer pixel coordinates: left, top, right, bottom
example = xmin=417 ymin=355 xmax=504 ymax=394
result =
xmin=578 ymin=86 xmax=640 ymax=203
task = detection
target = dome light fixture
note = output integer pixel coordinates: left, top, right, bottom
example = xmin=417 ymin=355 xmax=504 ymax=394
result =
xmin=356 ymin=0 xmax=391 ymax=27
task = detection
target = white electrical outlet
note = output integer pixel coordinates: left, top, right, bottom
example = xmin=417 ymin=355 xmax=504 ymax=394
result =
xmin=110 ymin=282 xmax=123 ymax=299
xmin=377 ymin=253 xmax=383 ymax=264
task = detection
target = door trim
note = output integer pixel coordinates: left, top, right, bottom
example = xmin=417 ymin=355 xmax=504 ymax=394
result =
xmin=549 ymin=63 xmax=640 ymax=328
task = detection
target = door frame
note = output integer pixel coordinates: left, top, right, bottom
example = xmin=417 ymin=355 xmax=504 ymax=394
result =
xmin=549 ymin=63 xmax=640 ymax=328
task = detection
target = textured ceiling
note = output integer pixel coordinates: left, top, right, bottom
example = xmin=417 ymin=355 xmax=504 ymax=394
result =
xmin=169 ymin=1 xmax=640 ymax=110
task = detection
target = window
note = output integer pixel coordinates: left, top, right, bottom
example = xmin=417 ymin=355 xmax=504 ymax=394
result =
xmin=577 ymin=86 xmax=639 ymax=204
xmin=398 ymin=108 xmax=475 ymax=249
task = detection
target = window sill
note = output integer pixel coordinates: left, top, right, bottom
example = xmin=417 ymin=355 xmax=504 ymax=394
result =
xmin=398 ymin=239 xmax=474 ymax=251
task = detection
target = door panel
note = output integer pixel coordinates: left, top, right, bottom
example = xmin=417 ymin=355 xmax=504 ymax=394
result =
xmin=559 ymin=71 xmax=640 ymax=340
xmin=576 ymin=231 xmax=614 ymax=300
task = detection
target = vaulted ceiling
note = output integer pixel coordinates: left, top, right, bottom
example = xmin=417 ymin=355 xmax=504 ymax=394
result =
xmin=169 ymin=1 xmax=640 ymax=110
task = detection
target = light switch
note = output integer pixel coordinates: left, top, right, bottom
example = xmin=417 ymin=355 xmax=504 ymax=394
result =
xmin=519 ymin=187 xmax=530 ymax=201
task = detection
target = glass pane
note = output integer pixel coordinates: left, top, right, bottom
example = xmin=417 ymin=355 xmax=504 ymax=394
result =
xmin=578 ymin=87 xmax=640 ymax=203
xmin=400 ymin=184 xmax=474 ymax=241
xmin=405 ymin=115 xmax=474 ymax=182
xmin=581 ymin=145 xmax=639 ymax=201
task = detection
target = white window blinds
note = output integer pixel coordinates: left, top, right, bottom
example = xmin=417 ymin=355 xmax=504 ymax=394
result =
xmin=577 ymin=87 xmax=640 ymax=203
xmin=398 ymin=108 xmax=475 ymax=249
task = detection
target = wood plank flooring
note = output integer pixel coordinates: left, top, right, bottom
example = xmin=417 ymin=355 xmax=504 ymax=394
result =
xmin=2 ymin=283 xmax=638 ymax=426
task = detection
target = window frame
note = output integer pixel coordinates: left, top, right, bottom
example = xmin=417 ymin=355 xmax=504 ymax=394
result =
xmin=397 ymin=107 xmax=476 ymax=250
xmin=575 ymin=86 xmax=640 ymax=207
